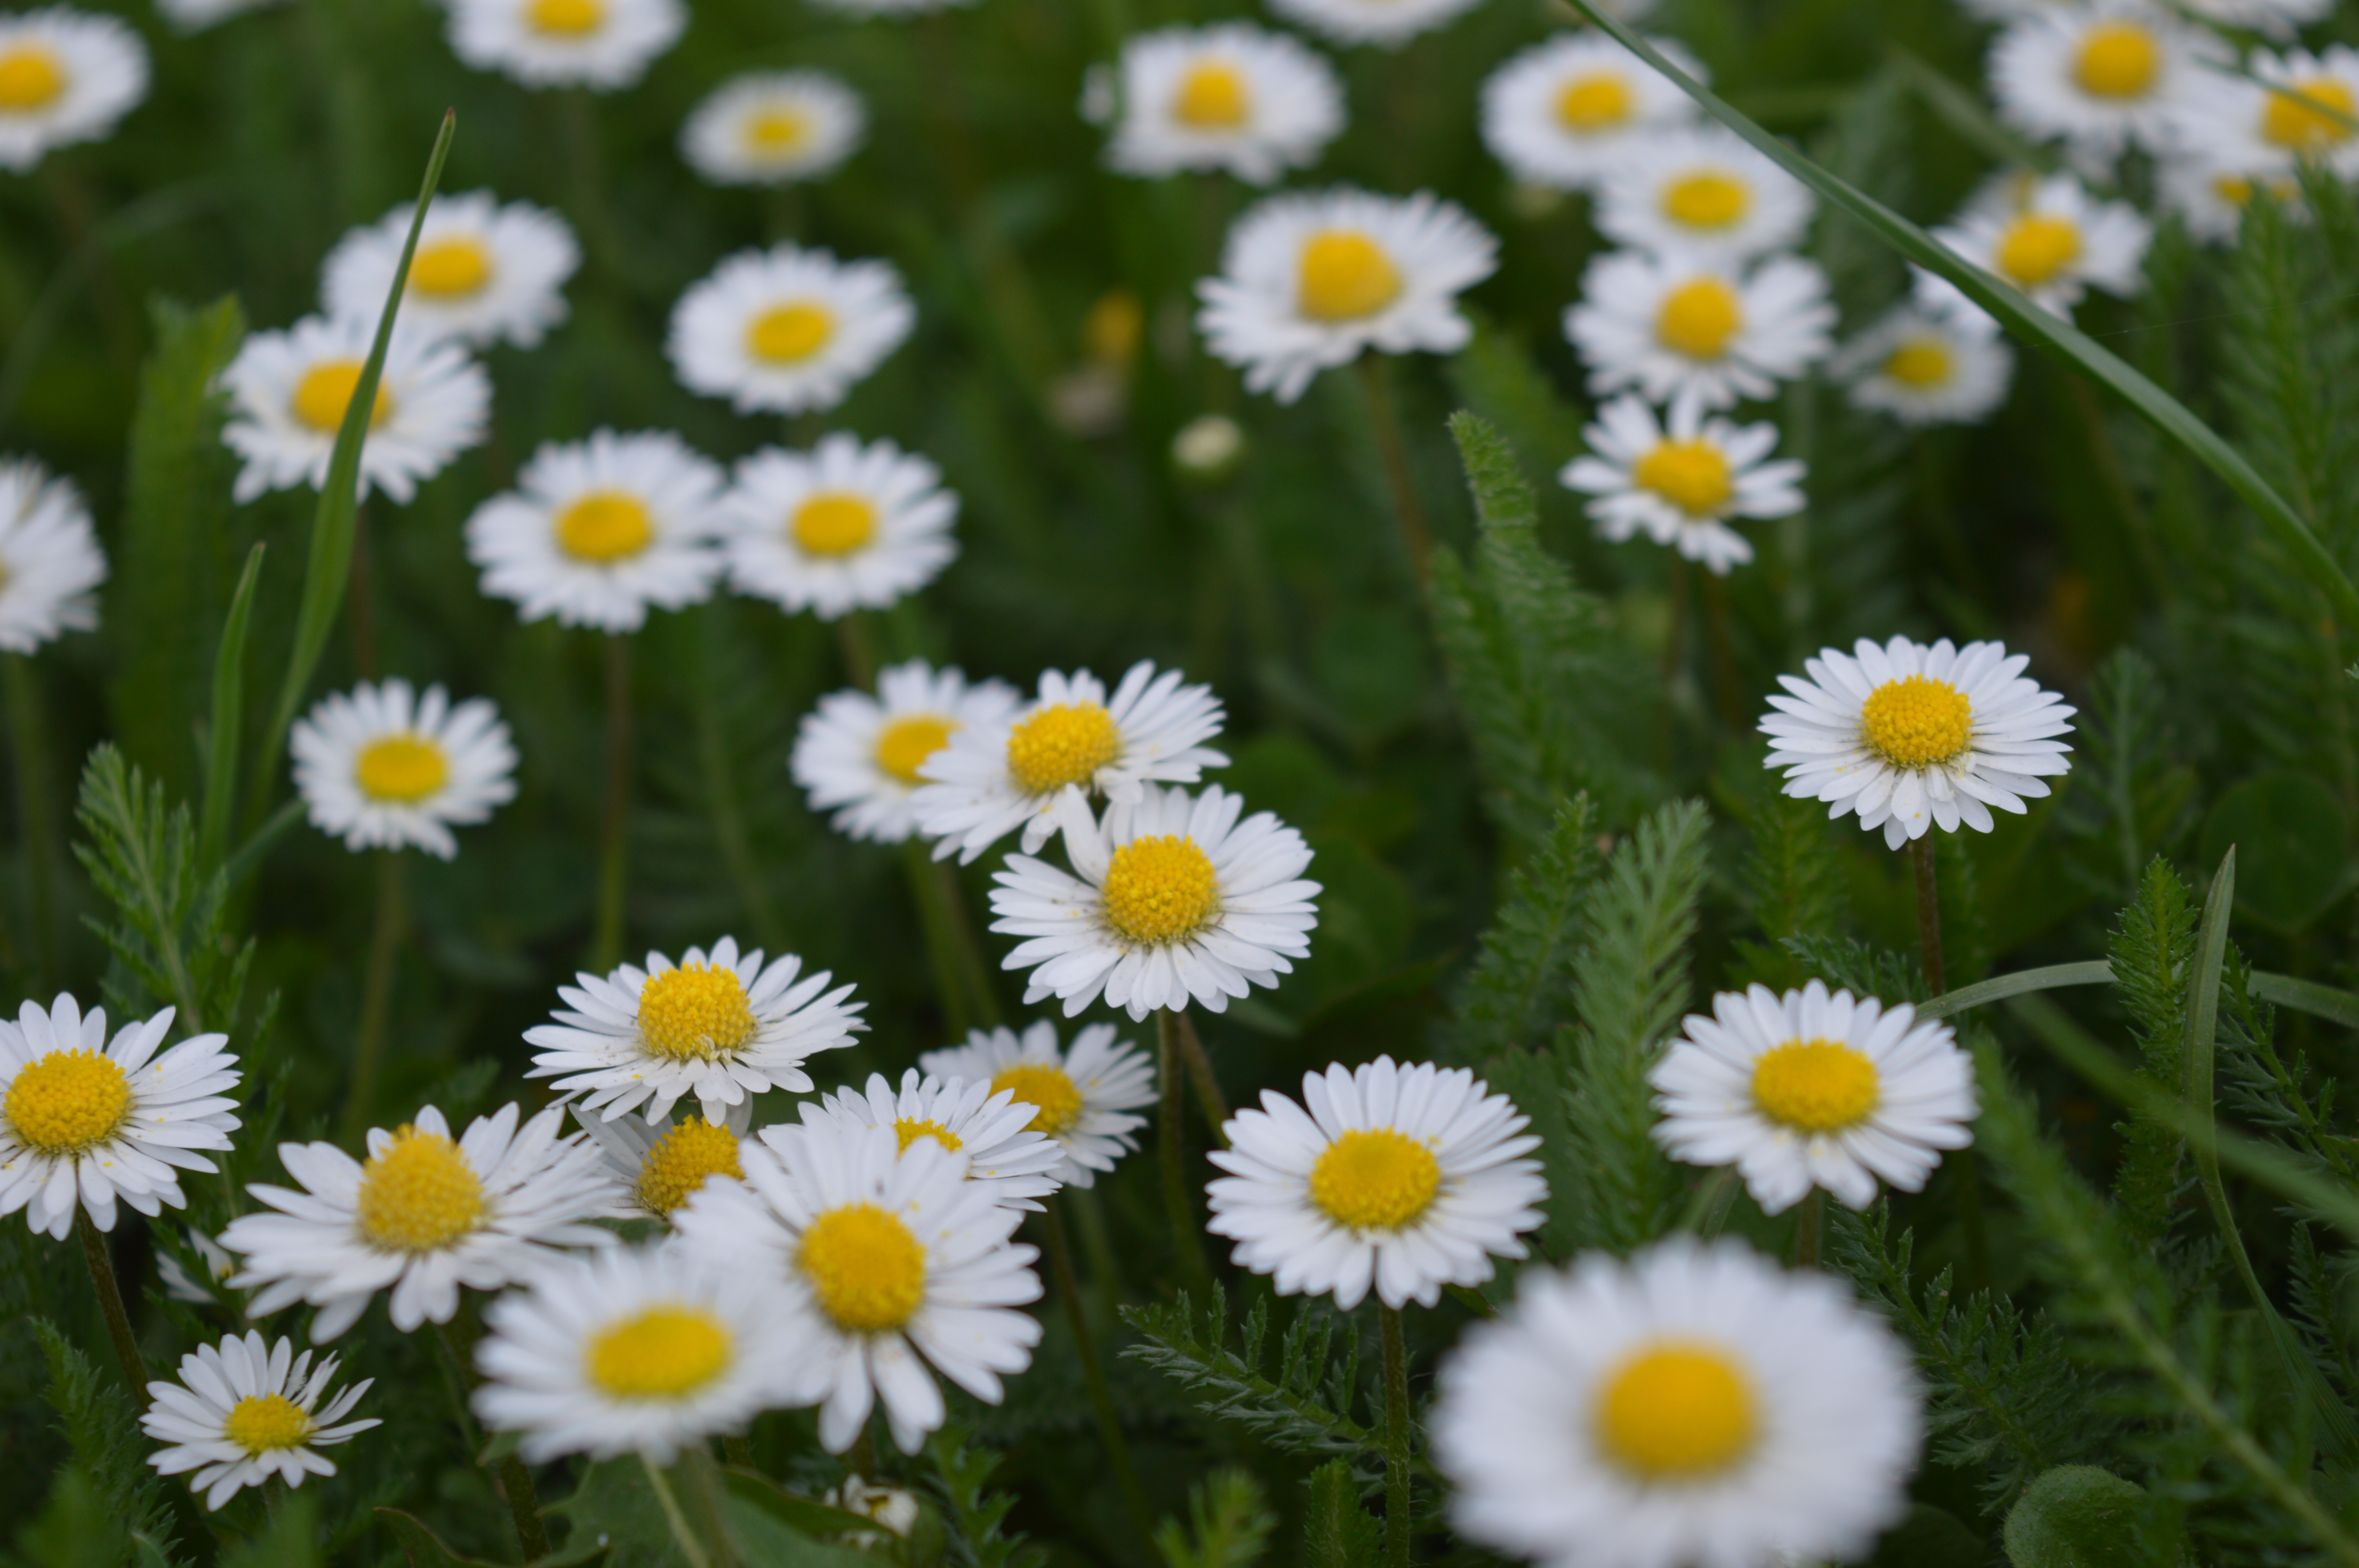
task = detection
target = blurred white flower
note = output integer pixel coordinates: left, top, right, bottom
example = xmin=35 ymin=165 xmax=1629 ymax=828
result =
xmin=1265 ymin=0 xmax=1479 ymax=51
xmin=1480 ymin=30 xmax=1705 ymax=192
xmin=442 ymin=0 xmax=684 ymax=91
xmin=1565 ymin=248 xmax=1835 ymax=424
xmin=791 ymin=660 xmax=1021 ymax=846
xmin=1098 ymin=23 xmax=1344 ymax=185
xmin=681 ymin=70 xmax=865 ymax=187
xmin=668 ymin=244 xmax=916 ymax=416
xmin=291 ymin=679 xmax=518 ymax=860
xmin=0 ymin=7 xmax=147 ymax=172
xmin=1560 ymin=395 xmax=1805 ymax=576
xmin=1592 ymin=125 xmax=1816 ymax=264
xmin=1831 ymin=300 xmax=2015 ymax=425
xmin=0 ymin=457 xmax=105 ymax=652
xmin=321 ymin=190 xmax=580 ymax=350
xmin=1919 ymin=171 xmax=2150 ymax=317
xmin=220 ymin=315 xmax=489 ymax=504
xmin=1986 ymin=1 xmax=2224 ymax=170
xmin=721 ymin=432 xmax=958 ymax=621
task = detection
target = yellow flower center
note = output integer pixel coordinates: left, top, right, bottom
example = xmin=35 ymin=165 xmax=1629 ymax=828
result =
xmin=1308 ymin=1128 xmax=1441 ymax=1230
xmin=1883 ymin=338 xmax=1953 ymax=388
xmin=1101 ymin=834 xmax=1219 ymax=945
xmin=790 ymin=493 xmax=878 ymax=557
xmin=746 ymin=302 xmax=835 ymax=364
xmin=636 ymin=963 xmax=759 ymax=1063
xmin=1859 ymin=673 xmax=1972 ymax=768
xmin=1297 ymin=230 xmax=1402 ymax=324
xmin=223 ymin=1394 xmax=312 ymax=1454
xmin=1661 ymin=171 xmax=1749 ymax=230
xmin=1004 ymin=701 xmax=1121 ymax=794
xmin=2263 ymin=76 xmax=2355 ymax=152
xmin=1555 ymin=71 xmax=1632 ymax=132
xmin=1172 ymin=61 xmax=1250 ymax=128
xmin=353 ymin=734 xmax=449 ymax=804
xmin=635 ymin=1118 xmax=743 ymax=1216
xmin=1751 ymin=1038 xmax=1881 ymax=1132
xmin=991 ymin=1063 xmax=1083 ymax=1136
xmin=2072 ymin=22 xmax=2160 ymax=99
xmin=289 ymin=361 xmax=391 ymax=436
xmin=1654 ymin=277 xmax=1743 ymax=360
xmin=894 ymin=1117 xmax=964 ymax=1152
xmin=800 ymin=1203 xmax=927 ymax=1334
xmin=408 ymin=237 xmax=494 ymax=299
xmin=874 ymin=715 xmax=956 ymax=786
xmin=2214 ymin=173 xmax=2255 ymax=208
xmin=4 ymin=1049 xmax=131 ymax=1154
xmin=1595 ymin=1341 xmax=1759 ymax=1480
xmin=554 ymin=492 xmax=655 ymax=564
xmin=585 ymin=1307 xmax=734 ymax=1398
xmin=1994 ymin=213 xmax=2081 ymax=288
xmin=0 ymin=45 xmax=67 ymax=111
xmin=745 ymin=108 xmax=809 ymax=151
xmin=526 ymin=0 xmax=605 ymax=35
xmin=354 ymin=1127 xmax=485 ymax=1253
xmin=1630 ymin=438 xmax=1734 ymax=518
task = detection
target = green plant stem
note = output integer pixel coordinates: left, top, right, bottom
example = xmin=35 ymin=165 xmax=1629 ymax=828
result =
xmin=903 ymin=842 xmax=992 ymax=1038
xmin=1159 ymin=1007 xmax=1212 ymax=1294
xmin=4 ymin=654 xmax=59 ymax=985
xmin=592 ymin=632 xmax=633 ymax=973
xmin=1357 ymin=356 xmax=1432 ymax=584
xmin=1908 ymin=835 xmax=1989 ymax=1288
xmin=837 ymin=612 xmax=880 ymax=692
xmin=1698 ymin=571 xmax=1745 ymax=728
xmin=1909 ymin=834 xmax=1945 ymax=996
xmin=643 ymin=1455 xmax=714 ymax=1568
xmin=339 ymin=849 xmax=407 ymax=1147
xmin=1045 ymin=1198 xmax=1157 ymax=1550
xmin=1174 ymin=1009 xmax=1230 ymax=1147
xmin=1793 ymin=1187 xmax=1824 ymax=1269
xmin=1381 ymin=1305 xmax=1413 ymax=1568
xmin=935 ymin=858 xmax=1001 ymax=1028
xmin=77 ymin=1210 xmax=146 ymax=1390
xmin=347 ymin=498 xmax=379 ymax=679
xmin=435 ymin=1319 xmax=548 ymax=1560
xmin=691 ymin=629 xmax=786 ymax=951
xmin=560 ymin=89 xmax=625 ymax=289
xmin=684 ymin=1449 xmax=741 ymax=1568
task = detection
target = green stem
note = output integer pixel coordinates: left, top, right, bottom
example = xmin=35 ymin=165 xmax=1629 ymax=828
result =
xmin=4 ymin=654 xmax=58 ymax=986
xmin=560 ymin=88 xmax=625 ymax=290
xmin=1909 ymin=833 xmax=1945 ymax=996
xmin=902 ymin=842 xmax=975 ymax=1039
xmin=1174 ymin=1009 xmax=1230 ymax=1148
xmin=347 ymin=498 xmax=378 ymax=679
xmin=434 ymin=1319 xmax=547 ymax=1559
xmin=1906 ymin=837 xmax=1988 ymax=1288
xmin=77 ymin=1210 xmax=146 ymax=1390
xmin=592 ymin=632 xmax=633 ymax=973
xmin=692 ymin=612 xmax=786 ymax=951
xmin=1158 ymin=1008 xmax=1211 ymax=1294
xmin=338 ymin=849 xmax=406 ymax=1148
xmin=684 ymin=1449 xmax=741 ymax=1568
xmin=1381 ymin=1305 xmax=1413 ymax=1568
xmin=836 ymin=612 xmax=879 ymax=692
xmin=1356 ymin=356 xmax=1431 ymax=584
xmin=1793 ymin=1187 xmax=1824 ymax=1270
xmin=936 ymin=858 xmax=1002 ymax=1028
xmin=643 ymin=1455 xmax=714 ymax=1568
xmin=1045 ymin=1199 xmax=1157 ymax=1549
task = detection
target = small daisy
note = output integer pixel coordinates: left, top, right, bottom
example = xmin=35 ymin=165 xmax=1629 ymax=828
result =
xmin=989 ymin=783 xmax=1321 ymax=1021
xmin=0 ymin=997 xmax=238 ymax=1241
xmin=825 ymin=1479 xmax=921 ymax=1548
xmin=154 ymin=0 xmax=289 ymax=30
xmin=0 ymin=7 xmax=146 ymax=173
xmin=2175 ymin=0 xmax=2329 ymax=39
xmin=1831 ymin=301 xmax=2015 ymax=426
xmin=524 ymin=936 xmax=865 ymax=1123
xmin=1206 ymin=1056 xmax=1546 ymax=1311
xmin=2155 ymin=154 xmax=2303 ymax=244
xmin=219 ymin=314 xmax=490 ymax=505
xmin=1592 ymin=126 xmax=1815 ymax=265
xmin=721 ymin=433 xmax=958 ymax=621
xmin=442 ymin=0 xmax=685 ymax=91
xmin=919 ymin=1020 xmax=1157 ymax=1189
xmin=1479 ymin=31 xmax=1705 ymax=192
xmin=792 ymin=660 xmax=1022 ymax=846
xmin=805 ymin=1069 xmax=1068 ymax=1210
xmin=157 ymin=1227 xmax=241 ymax=1307
xmin=1760 ymin=635 xmax=2076 ymax=849
xmin=142 ymin=1332 xmax=378 ymax=1511
xmin=2171 ymin=47 xmax=2359 ymax=183
xmin=474 ymin=1241 xmax=816 ymax=1463
xmin=1197 ymin=187 xmax=1498 ymax=405
xmin=1095 ymin=23 xmax=1345 ymax=186
xmin=464 ymin=428 xmax=728 ymax=633
xmin=1921 ymin=171 xmax=2150 ymax=316
xmin=573 ymin=1101 xmax=752 ymax=1224
xmin=1564 ymin=249 xmax=1835 ymax=423
xmin=1431 ymin=1239 xmax=1921 ymax=1568
xmin=1987 ymin=2 xmax=2224 ymax=168
xmin=1264 ymin=0 xmax=1479 ymax=51
xmin=0 ymin=457 xmax=105 ymax=651
xmin=667 ymin=245 xmax=916 ymax=417
xmin=910 ymin=661 xmax=1229 ymax=864
xmin=681 ymin=70 xmax=865 ymax=187
xmin=671 ymin=1119 xmax=1043 ymax=1454
xmin=1559 ymin=394 xmax=1805 ymax=577
xmin=289 ymin=679 xmax=517 ymax=860
xmin=320 ymin=191 xmax=580 ymax=352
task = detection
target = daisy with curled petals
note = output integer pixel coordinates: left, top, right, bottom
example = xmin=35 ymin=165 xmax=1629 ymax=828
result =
xmin=1094 ymin=23 xmax=1344 ymax=186
xmin=1920 ymin=171 xmax=2149 ymax=318
xmin=290 ymin=679 xmax=517 ymax=860
xmin=571 ymin=1101 xmax=752 ymax=1224
xmin=1560 ymin=394 xmax=1805 ymax=577
xmin=142 ymin=1332 xmax=378 ymax=1512
xmin=668 ymin=245 xmax=916 ymax=416
xmin=1196 ymin=187 xmax=1498 ymax=406
xmin=1431 ymin=1239 xmax=1921 ymax=1568
xmin=911 ymin=661 xmax=1228 ymax=864
xmin=1480 ymin=31 xmax=1704 ymax=193
xmin=792 ymin=660 xmax=1021 ymax=846
xmin=682 ymin=70 xmax=865 ymax=187
xmin=989 ymin=783 xmax=1321 ymax=1021
xmin=220 ymin=315 xmax=489 ymax=505
xmin=443 ymin=0 xmax=684 ymax=91
xmin=1651 ymin=981 xmax=1976 ymax=1214
xmin=1761 ymin=635 xmax=2075 ymax=850
xmin=475 ymin=1241 xmax=816 ymax=1463
xmin=0 ymin=7 xmax=147 ymax=173
xmin=1593 ymin=126 xmax=1815 ymax=265
xmin=0 ymin=996 xmax=238 ymax=1241
xmin=524 ymin=936 xmax=865 ymax=1124
xmin=1207 ymin=1056 xmax=1545 ymax=1312
xmin=220 ymin=1102 xmax=614 ymax=1343
xmin=1832 ymin=301 xmax=2015 ymax=426
xmin=0 ymin=457 xmax=105 ymax=652
xmin=919 ymin=1020 xmax=1157 ymax=1189
xmin=464 ymin=428 xmax=728 ymax=633
xmin=806 ymin=1069 xmax=1067 ymax=1210
xmin=721 ymin=432 xmax=958 ymax=621
xmin=671 ymin=1120 xmax=1043 ymax=1454
xmin=1564 ymin=249 xmax=1835 ymax=423
xmin=1988 ymin=1 xmax=2223 ymax=169
xmin=1265 ymin=0 xmax=1478 ymax=51
xmin=321 ymin=191 xmax=580 ymax=351
xmin=2171 ymin=47 xmax=2359 ymax=184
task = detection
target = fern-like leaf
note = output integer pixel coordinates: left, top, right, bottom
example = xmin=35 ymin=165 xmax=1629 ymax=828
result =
xmin=1119 ymin=1287 xmax=1380 ymax=1466
xmin=1435 ymin=793 xmax=1599 ymax=1062
xmin=34 ymin=1318 xmax=189 ymax=1567
xmin=2106 ymin=856 xmax=2197 ymax=1243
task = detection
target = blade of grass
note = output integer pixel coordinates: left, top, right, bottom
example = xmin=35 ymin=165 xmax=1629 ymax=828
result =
xmin=1919 ymin=958 xmax=2359 ymax=1031
xmin=198 ymin=543 xmax=265 ymax=872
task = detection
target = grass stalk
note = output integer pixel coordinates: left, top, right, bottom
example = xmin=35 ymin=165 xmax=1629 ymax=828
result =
xmin=338 ymin=849 xmax=407 ymax=1147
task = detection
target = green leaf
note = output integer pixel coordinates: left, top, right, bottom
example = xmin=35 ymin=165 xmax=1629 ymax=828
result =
xmin=198 ymin=542 xmax=266 ymax=874
xmin=1118 ymin=1287 xmax=1381 ymax=1465
xmin=2198 ymin=771 xmax=2352 ymax=934
xmin=2001 ymin=1467 xmax=2150 ymax=1568
xmin=927 ymin=1426 xmax=1041 ymax=1568
xmin=30 ymin=1320 xmax=187 ymax=1568
xmin=2104 ymin=858 xmax=2195 ymax=1243
xmin=218 ymin=1493 xmax=321 ymax=1568
xmin=1154 ymin=1470 xmax=1275 ymax=1568
xmin=1299 ymin=1461 xmax=1380 ymax=1568
xmin=1436 ymin=793 xmax=1599 ymax=1062
xmin=1867 ymin=1504 xmax=1985 ymax=1568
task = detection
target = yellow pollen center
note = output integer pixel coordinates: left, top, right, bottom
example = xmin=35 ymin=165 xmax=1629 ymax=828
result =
xmin=746 ymin=302 xmax=835 ymax=364
xmin=635 ymin=1118 xmax=743 ymax=1216
xmin=223 ymin=1394 xmax=312 ymax=1454
xmin=2072 ymin=22 xmax=2160 ymax=99
xmin=1654 ymin=277 xmax=1743 ymax=359
xmin=353 ymin=735 xmax=449 ymax=804
xmin=2214 ymin=173 xmax=2255 ymax=207
xmin=2263 ymin=77 xmax=2356 ymax=152
xmin=527 ymin=0 xmax=605 ymax=35
xmin=354 ymin=1128 xmax=485 ymax=1252
xmin=0 ymin=45 xmax=66 ymax=111
xmin=790 ymin=493 xmax=878 ymax=557
xmin=4 ymin=1049 xmax=131 ymax=1154
xmin=1004 ymin=702 xmax=1121 ymax=794
xmin=1630 ymin=438 xmax=1734 ymax=517
xmin=1859 ymin=673 xmax=1972 ymax=768
xmin=585 ymin=1307 xmax=733 ymax=1398
xmin=1595 ymin=1342 xmax=1759 ymax=1480
xmin=874 ymin=715 xmax=957 ymax=786
xmin=289 ymin=361 xmax=391 ymax=436
xmin=1884 ymin=338 xmax=1954 ymax=388
xmin=894 ymin=1117 xmax=964 ymax=1153
xmin=408 ymin=237 xmax=494 ymax=299
xmin=1556 ymin=71 xmax=1632 ymax=132
xmin=1297 ymin=230 xmax=1402 ymax=323
xmin=636 ymin=963 xmax=759 ymax=1063
xmin=554 ymin=492 xmax=655 ymax=564
xmin=1101 ymin=834 xmax=1219 ymax=945
xmin=800 ymin=1203 xmax=927 ymax=1333
xmin=1994 ymin=213 xmax=2081 ymax=287
xmin=745 ymin=108 xmax=809 ymax=151
xmin=1751 ymin=1038 xmax=1881 ymax=1132
xmin=1308 ymin=1128 xmax=1441 ymax=1230
xmin=1661 ymin=172 xmax=1750 ymax=230
xmin=1173 ymin=61 xmax=1250 ymax=128
xmin=992 ymin=1063 xmax=1083 ymax=1136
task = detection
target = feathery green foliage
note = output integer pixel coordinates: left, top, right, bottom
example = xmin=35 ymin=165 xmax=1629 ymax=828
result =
xmin=1297 ymin=1462 xmax=1381 ymax=1568
xmin=1120 ymin=1289 xmax=1378 ymax=1466
xmin=1154 ymin=1470 xmax=1276 ymax=1568
xmin=32 ymin=1321 xmax=187 ymax=1568
xmin=1435 ymin=793 xmax=1599 ymax=1063
xmin=2107 ymin=857 xmax=2197 ymax=1243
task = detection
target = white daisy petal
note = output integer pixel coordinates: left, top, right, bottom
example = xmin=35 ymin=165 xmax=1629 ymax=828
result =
xmin=1097 ymin=23 xmax=1343 ymax=185
xmin=1591 ymin=125 xmax=1815 ymax=264
xmin=442 ymin=0 xmax=683 ymax=91
xmin=290 ymin=679 xmax=518 ymax=860
xmin=682 ymin=71 xmax=865 ymax=186
xmin=918 ymin=1019 xmax=1157 ymax=1189
xmin=0 ymin=458 xmax=106 ymax=652
xmin=792 ymin=660 xmax=1021 ymax=846
xmin=0 ymin=8 xmax=145 ymax=173
xmin=1559 ymin=394 xmax=1803 ymax=576
xmin=1481 ymin=31 xmax=1705 ymax=192
xmin=142 ymin=1332 xmax=378 ymax=1511
xmin=721 ymin=433 xmax=958 ymax=621
xmin=667 ymin=245 xmax=915 ymax=417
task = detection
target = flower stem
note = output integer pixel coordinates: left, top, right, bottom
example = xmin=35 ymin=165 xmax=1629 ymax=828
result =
xmin=1794 ymin=1187 xmax=1825 ymax=1269
xmin=592 ymin=632 xmax=634 ymax=973
xmin=1045 ymin=1198 xmax=1157 ymax=1550
xmin=4 ymin=653 xmax=60 ymax=987
xmin=1380 ymin=1305 xmax=1414 ymax=1568
xmin=76 ymin=1210 xmax=146 ymax=1391
xmin=643 ymin=1455 xmax=714 ymax=1568
xmin=836 ymin=613 xmax=879 ymax=693
xmin=1173 ymin=1009 xmax=1230 ymax=1148
xmin=338 ymin=849 xmax=407 ymax=1148
xmin=347 ymin=498 xmax=378 ymax=680
xmin=1909 ymin=833 xmax=1945 ymax=996
xmin=436 ymin=1318 xmax=548 ymax=1560
xmin=901 ymin=841 xmax=1002 ymax=1038
xmin=1356 ymin=356 xmax=1432 ymax=585
xmin=685 ymin=1448 xmax=742 ymax=1568
xmin=1158 ymin=1008 xmax=1211 ymax=1295
xmin=1905 ymin=837 xmax=1990 ymax=1289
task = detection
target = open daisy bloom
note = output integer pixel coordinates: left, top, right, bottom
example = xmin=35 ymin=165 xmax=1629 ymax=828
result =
xmin=442 ymin=0 xmax=685 ymax=91
xmin=919 ymin=1020 xmax=1158 ymax=1189
xmin=1832 ymin=301 xmax=2015 ymax=426
xmin=1432 ymin=1239 xmax=1921 ymax=1568
xmin=1096 ymin=23 xmax=1344 ymax=186
xmin=290 ymin=679 xmax=518 ymax=860
xmin=0 ymin=457 xmax=106 ymax=652
xmin=667 ymin=244 xmax=916 ymax=416
xmin=1265 ymin=0 xmax=1479 ymax=50
xmin=1207 ymin=1057 xmax=1546 ymax=1310
xmin=142 ymin=1332 xmax=378 ymax=1510
xmin=322 ymin=190 xmax=580 ymax=350
xmin=1559 ymin=394 xmax=1805 ymax=577
xmin=2155 ymin=153 xmax=2303 ymax=246
xmin=1921 ymin=171 xmax=2150 ymax=318
xmin=1760 ymin=635 xmax=2075 ymax=849
xmin=681 ymin=70 xmax=866 ymax=187
xmin=792 ymin=660 xmax=1021 ymax=846
xmin=0 ymin=7 xmax=147 ymax=173
xmin=721 ymin=432 xmax=959 ymax=621
xmin=1480 ymin=31 xmax=1704 ymax=193
xmin=1650 ymin=981 xmax=1977 ymax=1213
xmin=1987 ymin=1 xmax=2223 ymax=169
xmin=805 ymin=1069 xmax=1068 ymax=1210
xmin=0 ymin=997 xmax=238 ymax=1241
xmin=1564 ymin=249 xmax=1834 ymax=422
xmin=1592 ymin=125 xmax=1815 ymax=264
xmin=990 ymin=783 xmax=1320 ymax=1021
xmin=571 ymin=1101 xmax=752 ymax=1224
xmin=2170 ymin=45 xmax=2359 ymax=185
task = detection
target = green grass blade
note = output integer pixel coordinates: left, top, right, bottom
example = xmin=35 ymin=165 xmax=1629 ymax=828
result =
xmin=1918 ymin=960 xmax=2115 ymax=1019
xmin=198 ymin=542 xmax=266 ymax=873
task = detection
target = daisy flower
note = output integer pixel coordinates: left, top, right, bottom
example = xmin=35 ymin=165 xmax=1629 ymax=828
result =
xmin=1592 ymin=126 xmax=1815 ymax=265
xmin=989 ymin=783 xmax=1321 ymax=1021
xmin=1432 ymin=1239 xmax=1921 ymax=1568
xmin=805 ymin=1069 xmax=1067 ymax=1211
xmin=2170 ymin=47 xmax=2359 ymax=183
xmin=910 ymin=661 xmax=1228 ymax=864
xmin=1831 ymin=301 xmax=2015 ymax=426
xmin=919 ymin=1020 xmax=1157 ymax=1189
xmin=720 ymin=433 xmax=958 ymax=621
xmin=289 ymin=679 xmax=517 ymax=860
xmin=320 ymin=190 xmax=580 ymax=351
xmin=523 ymin=936 xmax=865 ymax=1123
xmin=0 ymin=997 xmax=238 ymax=1241
xmin=142 ymin=1332 xmax=378 ymax=1511
xmin=2155 ymin=154 xmax=2303 ymax=245
xmin=572 ymin=1101 xmax=751 ymax=1223
xmin=463 ymin=428 xmax=728 ymax=632
xmin=1564 ymin=249 xmax=1835 ymax=423
xmin=475 ymin=1241 xmax=817 ymax=1463
xmin=1264 ymin=0 xmax=1479 ymax=51
xmin=1197 ymin=187 xmax=1497 ymax=405
xmin=1094 ymin=23 xmax=1344 ymax=186
xmin=1559 ymin=394 xmax=1805 ymax=577
xmin=667 ymin=245 xmax=916 ymax=417
xmin=154 ymin=0 xmax=289 ymax=30
xmin=157 ymin=1227 xmax=241 ymax=1308
xmin=681 ymin=70 xmax=865 ymax=187
xmin=1760 ymin=635 xmax=2076 ymax=849
xmin=0 ymin=7 xmax=146 ymax=173
xmin=1921 ymin=171 xmax=2150 ymax=316
xmin=826 ymin=1479 xmax=921 ymax=1548
xmin=1987 ymin=2 xmax=2224 ymax=169
xmin=2175 ymin=0 xmax=2330 ymax=35
xmin=671 ymin=1119 xmax=1043 ymax=1454
xmin=0 ymin=457 xmax=105 ymax=652
xmin=442 ymin=0 xmax=685 ymax=91
xmin=219 ymin=314 xmax=490 ymax=505
xmin=792 ymin=660 xmax=1021 ymax=846
xmin=1479 ymin=31 xmax=1705 ymax=193
xmin=1206 ymin=1056 xmax=1546 ymax=1311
